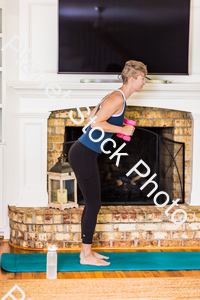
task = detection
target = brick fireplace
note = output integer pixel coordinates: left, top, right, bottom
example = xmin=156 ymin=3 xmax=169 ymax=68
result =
xmin=47 ymin=105 xmax=192 ymax=204
xmin=6 ymin=81 xmax=200 ymax=248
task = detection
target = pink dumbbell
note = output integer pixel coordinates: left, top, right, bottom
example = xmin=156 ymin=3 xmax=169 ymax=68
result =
xmin=117 ymin=118 xmax=136 ymax=142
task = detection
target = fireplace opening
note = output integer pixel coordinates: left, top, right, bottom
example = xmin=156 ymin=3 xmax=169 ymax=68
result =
xmin=63 ymin=126 xmax=185 ymax=206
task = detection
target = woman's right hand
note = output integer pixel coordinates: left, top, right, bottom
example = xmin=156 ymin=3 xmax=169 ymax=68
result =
xmin=121 ymin=124 xmax=135 ymax=136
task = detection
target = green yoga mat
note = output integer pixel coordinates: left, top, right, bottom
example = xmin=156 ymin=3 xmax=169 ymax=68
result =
xmin=1 ymin=252 xmax=200 ymax=272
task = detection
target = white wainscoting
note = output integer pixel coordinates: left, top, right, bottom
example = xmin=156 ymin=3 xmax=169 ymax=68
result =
xmin=16 ymin=112 xmax=50 ymax=207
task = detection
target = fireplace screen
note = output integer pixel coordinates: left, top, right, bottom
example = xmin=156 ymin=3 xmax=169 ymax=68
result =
xmin=63 ymin=127 xmax=185 ymax=206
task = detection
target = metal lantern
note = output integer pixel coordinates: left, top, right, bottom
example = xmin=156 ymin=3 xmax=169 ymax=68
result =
xmin=47 ymin=153 xmax=78 ymax=210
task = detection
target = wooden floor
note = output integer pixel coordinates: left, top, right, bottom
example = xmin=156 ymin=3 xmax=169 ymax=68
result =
xmin=1 ymin=240 xmax=200 ymax=280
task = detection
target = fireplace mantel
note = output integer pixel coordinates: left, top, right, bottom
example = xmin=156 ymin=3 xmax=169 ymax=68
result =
xmin=7 ymin=81 xmax=200 ymax=208
xmin=8 ymin=81 xmax=200 ymax=112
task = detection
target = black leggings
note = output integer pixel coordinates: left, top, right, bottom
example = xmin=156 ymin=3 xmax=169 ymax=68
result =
xmin=68 ymin=140 xmax=101 ymax=244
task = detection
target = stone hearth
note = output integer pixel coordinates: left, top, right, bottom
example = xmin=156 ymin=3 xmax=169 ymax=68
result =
xmin=8 ymin=204 xmax=200 ymax=249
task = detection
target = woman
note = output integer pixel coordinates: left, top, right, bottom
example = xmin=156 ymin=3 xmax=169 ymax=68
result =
xmin=68 ymin=60 xmax=147 ymax=266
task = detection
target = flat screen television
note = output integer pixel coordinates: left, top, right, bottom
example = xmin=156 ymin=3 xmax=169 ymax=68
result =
xmin=58 ymin=0 xmax=191 ymax=75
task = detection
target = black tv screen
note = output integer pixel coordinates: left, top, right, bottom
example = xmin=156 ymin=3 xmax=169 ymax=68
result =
xmin=58 ymin=0 xmax=191 ymax=74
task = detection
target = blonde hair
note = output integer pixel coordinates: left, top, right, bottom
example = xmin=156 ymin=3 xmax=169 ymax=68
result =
xmin=121 ymin=60 xmax=147 ymax=84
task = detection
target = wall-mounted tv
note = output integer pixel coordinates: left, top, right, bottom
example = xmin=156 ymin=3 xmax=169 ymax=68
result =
xmin=58 ymin=0 xmax=191 ymax=75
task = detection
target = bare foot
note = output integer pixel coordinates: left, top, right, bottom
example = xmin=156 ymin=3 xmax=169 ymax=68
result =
xmin=92 ymin=251 xmax=109 ymax=260
xmin=80 ymin=250 xmax=109 ymax=260
xmin=80 ymin=254 xmax=110 ymax=266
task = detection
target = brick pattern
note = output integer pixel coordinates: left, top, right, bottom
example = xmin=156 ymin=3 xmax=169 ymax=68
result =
xmin=47 ymin=106 xmax=192 ymax=203
xmin=8 ymin=205 xmax=200 ymax=249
